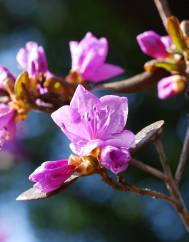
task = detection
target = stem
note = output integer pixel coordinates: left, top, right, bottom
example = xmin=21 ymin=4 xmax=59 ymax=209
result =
xmin=175 ymin=116 xmax=189 ymax=185
xmin=154 ymin=138 xmax=189 ymax=231
xmin=93 ymin=70 xmax=168 ymax=93
xmin=131 ymin=159 xmax=166 ymax=181
xmin=99 ymin=168 xmax=177 ymax=205
xmin=154 ymin=0 xmax=171 ymax=30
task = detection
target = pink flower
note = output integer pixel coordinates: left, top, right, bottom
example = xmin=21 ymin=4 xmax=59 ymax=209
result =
xmin=0 ymin=104 xmax=16 ymax=147
xmin=29 ymin=160 xmax=76 ymax=192
xmin=137 ymin=31 xmax=173 ymax=58
xmin=0 ymin=65 xmax=15 ymax=90
xmin=16 ymin=41 xmax=48 ymax=77
xmin=69 ymin=32 xmax=124 ymax=83
xmin=157 ymin=75 xmax=186 ymax=99
xmin=52 ymin=85 xmax=135 ymax=174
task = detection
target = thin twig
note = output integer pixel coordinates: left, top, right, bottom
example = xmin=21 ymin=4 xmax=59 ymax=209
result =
xmin=130 ymin=159 xmax=166 ymax=181
xmin=93 ymin=70 xmax=168 ymax=93
xmin=153 ymin=139 xmax=174 ymax=184
xmin=154 ymin=138 xmax=189 ymax=231
xmin=101 ymin=169 xmax=178 ymax=204
xmin=99 ymin=168 xmax=177 ymax=205
xmin=154 ymin=0 xmax=172 ymax=30
xmin=175 ymin=116 xmax=189 ymax=185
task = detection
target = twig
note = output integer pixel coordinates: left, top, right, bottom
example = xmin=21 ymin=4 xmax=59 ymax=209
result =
xmin=175 ymin=116 xmax=189 ymax=185
xmin=99 ymin=168 xmax=177 ymax=205
xmin=93 ymin=69 xmax=168 ymax=93
xmin=130 ymin=159 xmax=166 ymax=181
xmin=153 ymin=139 xmax=174 ymax=185
xmin=154 ymin=138 xmax=189 ymax=231
xmin=154 ymin=0 xmax=172 ymax=30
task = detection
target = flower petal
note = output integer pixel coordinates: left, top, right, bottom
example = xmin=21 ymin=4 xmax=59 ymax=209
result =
xmin=104 ymin=130 xmax=135 ymax=149
xmin=161 ymin=36 xmax=173 ymax=50
xmin=0 ymin=105 xmax=15 ymax=130
xmin=100 ymin=145 xmax=131 ymax=174
xmin=86 ymin=63 xmax=124 ymax=82
xmin=100 ymin=95 xmax=128 ymax=134
xmin=70 ymin=84 xmax=101 ymax=113
xmin=29 ymin=160 xmax=75 ymax=193
xmin=79 ymin=38 xmax=108 ymax=77
xmin=51 ymin=105 xmax=92 ymax=142
xmin=137 ymin=31 xmax=168 ymax=58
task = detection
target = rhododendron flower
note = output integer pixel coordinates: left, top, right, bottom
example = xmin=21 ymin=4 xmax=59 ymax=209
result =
xmin=29 ymin=160 xmax=76 ymax=192
xmin=69 ymin=32 xmax=124 ymax=83
xmin=16 ymin=41 xmax=48 ymax=77
xmin=0 ymin=65 xmax=15 ymax=89
xmin=0 ymin=105 xmax=16 ymax=147
xmin=52 ymin=85 xmax=135 ymax=174
xmin=157 ymin=75 xmax=186 ymax=99
xmin=137 ymin=31 xmax=173 ymax=58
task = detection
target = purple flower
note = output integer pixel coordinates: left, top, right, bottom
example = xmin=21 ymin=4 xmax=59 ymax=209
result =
xmin=16 ymin=41 xmax=48 ymax=77
xmin=0 ymin=65 xmax=15 ymax=89
xmin=52 ymin=85 xmax=135 ymax=174
xmin=0 ymin=104 xmax=16 ymax=147
xmin=157 ymin=75 xmax=186 ymax=99
xmin=69 ymin=32 xmax=124 ymax=83
xmin=137 ymin=31 xmax=172 ymax=58
xmin=100 ymin=146 xmax=131 ymax=174
xmin=29 ymin=160 xmax=76 ymax=192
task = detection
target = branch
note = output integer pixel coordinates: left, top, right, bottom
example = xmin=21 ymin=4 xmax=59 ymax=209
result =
xmin=130 ymin=159 xmax=166 ymax=180
xmin=100 ymin=169 xmax=177 ymax=205
xmin=175 ymin=116 xmax=189 ymax=185
xmin=93 ymin=69 xmax=168 ymax=93
xmin=154 ymin=0 xmax=172 ymax=30
xmin=154 ymin=138 xmax=189 ymax=231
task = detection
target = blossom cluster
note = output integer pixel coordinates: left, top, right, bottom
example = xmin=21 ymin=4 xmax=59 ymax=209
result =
xmin=0 ymin=32 xmax=124 ymax=148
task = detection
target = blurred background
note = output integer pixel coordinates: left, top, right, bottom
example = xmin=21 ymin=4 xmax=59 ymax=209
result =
xmin=0 ymin=0 xmax=189 ymax=241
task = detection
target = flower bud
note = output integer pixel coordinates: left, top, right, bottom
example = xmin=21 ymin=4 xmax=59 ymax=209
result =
xmin=137 ymin=31 xmax=169 ymax=58
xmin=157 ymin=75 xmax=186 ymax=99
xmin=29 ymin=160 xmax=76 ymax=193
xmin=100 ymin=145 xmax=131 ymax=174
xmin=17 ymin=41 xmax=48 ymax=77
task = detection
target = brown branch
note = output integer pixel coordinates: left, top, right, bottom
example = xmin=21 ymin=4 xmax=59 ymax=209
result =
xmin=93 ymin=69 xmax=168 ymax=94
xmin=154 ymin=0 xmax=172 ymax=30
xmin=130 ymin=159 xmax=166 ymax=181
xmin=154 ymin=138 xmax=189 ymax=231
xmin=99 ymin=169 xmax=177 ymax=205
xmin=175 ymin=116 xmax=189 ymax=185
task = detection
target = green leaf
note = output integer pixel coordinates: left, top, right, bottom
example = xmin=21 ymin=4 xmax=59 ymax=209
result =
xmin=145 ymin=59 xmax=178 ymax=73
xmin=14 ymin=72 xmax=30 ymax=98
xmin=167 ymin=16 xmax=187 ymax=51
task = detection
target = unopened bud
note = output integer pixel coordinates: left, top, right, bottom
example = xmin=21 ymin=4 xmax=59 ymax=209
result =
xmin=157 ymin=75 xmax=186 ymax=99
